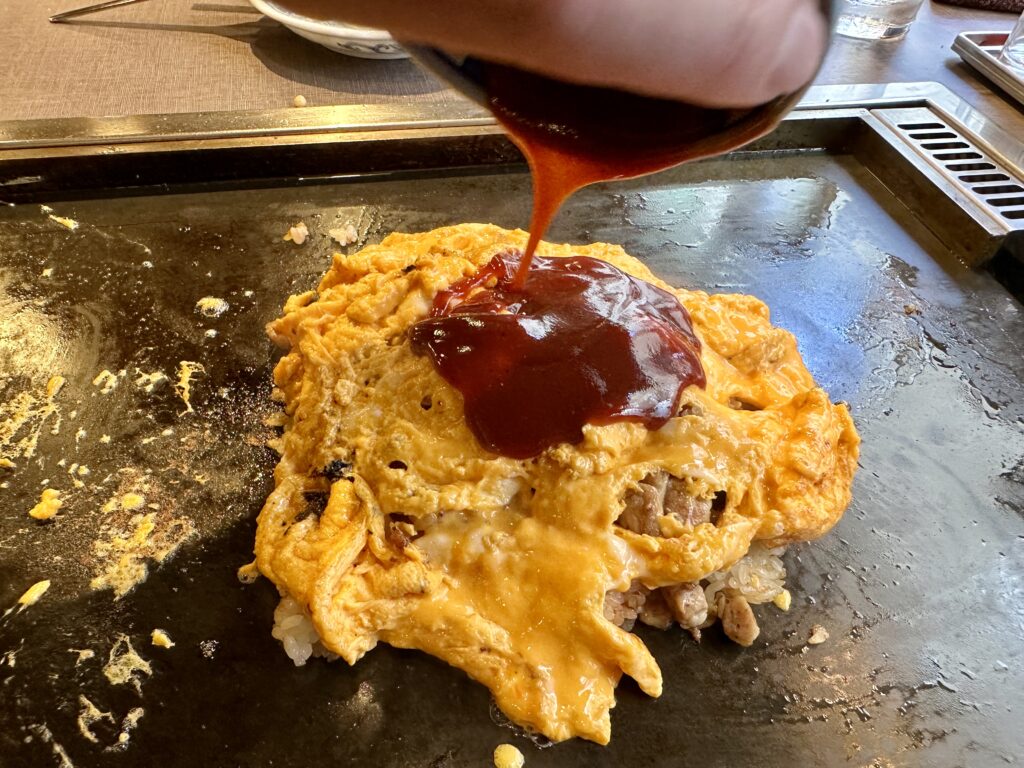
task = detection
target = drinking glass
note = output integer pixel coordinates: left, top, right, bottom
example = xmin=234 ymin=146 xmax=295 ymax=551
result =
xmin=835 ymin=0 xmax=926 ymax=40
xmin=998 ymin=11 xmax=1024 ymax=72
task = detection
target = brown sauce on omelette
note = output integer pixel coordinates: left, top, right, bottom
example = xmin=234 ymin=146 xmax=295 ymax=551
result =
xmin=410 ymin=251 xmax=705 ymax=459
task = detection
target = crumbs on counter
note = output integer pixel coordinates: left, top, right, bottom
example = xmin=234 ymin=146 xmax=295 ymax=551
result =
xmin=150 ymin=629 xmax=175 ymax=649
xmin=120 ymin=493 xmax=145 ymax=511
xmin=493 ymin=744 xmax=525 ymax=768
xmin=293 ymin=94 xmax=307 ymax=107
xmin=174 ymin=361 xmax=205 ymax=414
xmin=199 ymin=640 xmax=219 ymax=659
xmin=48 ymin=214 xmax=79 ymax=231
xmin=47 ymin=375 xmax=66 ymax=399
xmin=41 ymin=267 xmax=54 ymax=277
xmin=0 ymin=458 xmax=16 ymax=469
xmin=195 ymin=297 xmax=229 ymax=318
xmin=29 ymin=488 xmax=62 ymax=520
xmin=807 ymin=624 xmax=830 ymax=646
xmin=283 ymin=222 xmax=309 ymax=245
xmin=329 ymin=223 xmax=359 ymax=246
xmin=134 ymin=369 xmax=168 ymax=393
xmin=92 ymin=369 xmax=124 ymax=395
xmin=66 ymin=461 xmax=88 ymax=489
xmin=99 ymin=435 xmax=111 ymax=444
xmin=103 ymin=634 xmax=152 ymax=695
xmin=16 ymin=579 xmax=51 ymax=610
xmin=773 ymin=588 xmax=792 ymax=611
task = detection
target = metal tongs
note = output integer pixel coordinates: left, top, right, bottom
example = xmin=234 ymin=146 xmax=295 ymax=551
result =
xmin=50 ymin=0 xmax=152 ymax=23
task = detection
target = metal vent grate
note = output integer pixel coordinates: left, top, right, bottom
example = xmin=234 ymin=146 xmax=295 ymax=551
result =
xmin=892 ymin=115 xmax=1024 ymax=223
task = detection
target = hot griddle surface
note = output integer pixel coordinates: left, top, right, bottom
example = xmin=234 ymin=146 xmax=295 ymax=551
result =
xmin=1 ymin=154 xmax=1022 ymax=767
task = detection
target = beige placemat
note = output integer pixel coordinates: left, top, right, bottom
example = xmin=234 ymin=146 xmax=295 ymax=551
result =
xmin=0 ymin=0 xmax=460 ymax=121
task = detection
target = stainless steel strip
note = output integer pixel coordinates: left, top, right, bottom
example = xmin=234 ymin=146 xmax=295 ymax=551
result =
xmin=0 ymin=82 xmax=1021 ymax=265
xmin=0 ymin=82 xmax=981 ymax=152
xmin=952 ymin=32 xmax=1024 ymax=111
xmin=0 ymin=103 xmax=495 ymax=150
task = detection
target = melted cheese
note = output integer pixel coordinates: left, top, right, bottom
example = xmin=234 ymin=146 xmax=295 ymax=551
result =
xmin=255 ymin=224 xmax=859 ymax=744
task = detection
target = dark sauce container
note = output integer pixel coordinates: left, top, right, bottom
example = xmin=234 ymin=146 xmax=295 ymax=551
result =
xmin=407 ymin=0 xmax=835 ymax=179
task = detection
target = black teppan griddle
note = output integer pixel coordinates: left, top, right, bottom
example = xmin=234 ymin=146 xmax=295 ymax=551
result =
xmin=1 ymin=84 xmax=1022 ymax=767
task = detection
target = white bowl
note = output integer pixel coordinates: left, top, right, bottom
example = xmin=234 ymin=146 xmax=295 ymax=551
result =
xmin=248 ymin=0 xmax=408 ymax=59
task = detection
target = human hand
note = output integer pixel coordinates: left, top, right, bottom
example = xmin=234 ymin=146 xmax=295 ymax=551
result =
xmin=335 ymin=0 xmax=829 ymax=108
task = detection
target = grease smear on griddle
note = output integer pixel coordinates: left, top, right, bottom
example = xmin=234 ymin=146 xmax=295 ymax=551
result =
xmin=103 ymin=634 xmax=152 ymax=694
xmin=90 ymin=484 xmax=196 ymax=599
xmin=174 ymin=361 xmax=205 ymax=414
xmin=76 ymin=644 xmax=149 ymax=751
xmin=27 ymin=724 xmax=75 ymax=768
xmin=77 ymin=695 xmax=115 ymax=744
xmin=0 ymin=375 xmax=65 ymax=461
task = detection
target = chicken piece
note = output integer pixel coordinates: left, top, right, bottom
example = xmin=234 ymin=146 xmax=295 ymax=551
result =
xmin=662 ymin=583 xmax=708 ymax=629
xmin=720 ymin=595 xmax=760 ymax=646
xmin=616 ymin=474 xmax=667 ymax=536
xmin=662 ymin=477 xmax=712 ymax=527
xmin=618 ymin=472 xmax=713 ymax=533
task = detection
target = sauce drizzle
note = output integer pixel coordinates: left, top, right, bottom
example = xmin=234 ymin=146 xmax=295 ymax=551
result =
xmin=410 ymin=251 xmax=705 ymax=459
xmin=481 ymin=62 xmax=775 ymax=283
